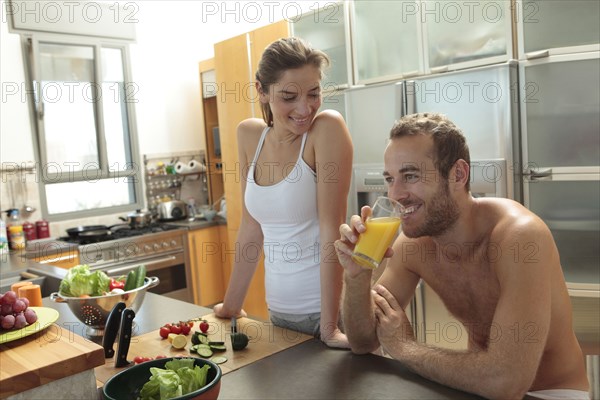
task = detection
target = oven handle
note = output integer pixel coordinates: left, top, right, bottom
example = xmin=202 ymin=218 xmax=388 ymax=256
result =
xmin=105 ymin=254 xmax=182 ymax=275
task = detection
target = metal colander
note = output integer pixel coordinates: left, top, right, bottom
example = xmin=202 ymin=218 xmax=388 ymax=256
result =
xmin=50 ymin=276 xmax=160 ymax=330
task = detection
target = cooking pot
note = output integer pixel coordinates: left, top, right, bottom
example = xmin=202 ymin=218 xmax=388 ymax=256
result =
xmin=157 ymin=200 xmax=187 ymax=221
xmin=119 ymin=209 xmax=153 ymax=228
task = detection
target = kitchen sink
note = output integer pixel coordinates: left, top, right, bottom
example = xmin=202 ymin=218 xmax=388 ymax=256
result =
xmin=0 ymin=268 xmax=63 ymax=298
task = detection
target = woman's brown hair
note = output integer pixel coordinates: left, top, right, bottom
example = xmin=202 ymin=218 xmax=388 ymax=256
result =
xmin=256 ymin=37 xmax=330 ymax=126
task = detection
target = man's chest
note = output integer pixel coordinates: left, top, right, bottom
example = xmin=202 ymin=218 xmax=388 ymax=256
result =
xmin=420 ymin=261 xmax=501 ymax=335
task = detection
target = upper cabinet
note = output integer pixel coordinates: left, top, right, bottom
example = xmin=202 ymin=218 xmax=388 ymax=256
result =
xmin=349 ymin=0 xmax=513 ymax=84
xmin=351 ymin=0 xmax=423 ymax=84
xmin=422 ymin=0 xmax=512 ymax=72
xmin=517 ymin=0 xmax=600 ymax=59
xmin=291 ymin=2 xmax=351 ymax=89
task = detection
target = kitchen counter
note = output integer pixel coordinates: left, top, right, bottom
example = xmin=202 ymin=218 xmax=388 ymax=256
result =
xmin=40 ymin=293 xmax=483 ymax=399
xmin=0 ymin=308 xmax=105 ymax=399
xmin=41 ymin=292 xmax=211 ymax=340
xmin=219 ymin=339 xmax=484 ymax=400
xmin=167 ymin=216 xmax=226 ymax=231
xmin=0 ymin=239 xmax=76 ymax=277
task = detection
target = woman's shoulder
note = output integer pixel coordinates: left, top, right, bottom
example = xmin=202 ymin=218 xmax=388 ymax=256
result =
xmin=237 ymin=118 xmax=268 ymax=143
xmin=237 ymin=118 xmax=267 ymax=135
xmin=309 ymin=109 xmax=350 ymax=140
xmin=312 ymin=109 xmax=345 ymax=127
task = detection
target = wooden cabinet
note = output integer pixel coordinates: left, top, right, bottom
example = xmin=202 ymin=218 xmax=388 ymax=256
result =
xmin=33 ymin=248 xmax=79 ymax=270
xmin=199 ymin=59 xmax=224 ymax=207
xmin=213 ymin=20 xmax=289 ymax=320
xmin=188 ymin=225 xmax=226 ymax=306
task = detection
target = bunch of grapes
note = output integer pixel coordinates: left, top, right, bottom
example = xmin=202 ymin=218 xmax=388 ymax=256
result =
xmin=0 ymin=291 xmax=38 ymax=330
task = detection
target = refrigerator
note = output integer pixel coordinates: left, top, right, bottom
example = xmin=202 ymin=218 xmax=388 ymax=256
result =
xmin=345 ymin=62 xmax=520 ymax=347
xmin=518 ymin=52 xmax=600 ymax=295
xmin=346 ymin=61 xmax=520 ymax=200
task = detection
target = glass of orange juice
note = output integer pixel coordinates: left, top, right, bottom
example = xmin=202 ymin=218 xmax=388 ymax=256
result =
xmin=352 ymin=197 xmax=404 ymax=269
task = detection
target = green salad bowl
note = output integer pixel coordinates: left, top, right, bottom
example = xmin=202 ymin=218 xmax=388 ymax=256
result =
xmin=102 ymin=357 xmax=222 ymax=400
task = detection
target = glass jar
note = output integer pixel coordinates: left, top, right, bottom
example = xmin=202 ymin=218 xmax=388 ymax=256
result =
xmin=8 ymin=225 xmax=25 ymax=250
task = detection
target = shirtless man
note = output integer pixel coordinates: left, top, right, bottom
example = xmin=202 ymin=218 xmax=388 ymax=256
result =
xmin=335 ymin=113 xmax=589 ymax=399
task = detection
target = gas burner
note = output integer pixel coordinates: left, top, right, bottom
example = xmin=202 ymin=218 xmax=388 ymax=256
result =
xmin=59 ymin=223 xmax=181 ymax=245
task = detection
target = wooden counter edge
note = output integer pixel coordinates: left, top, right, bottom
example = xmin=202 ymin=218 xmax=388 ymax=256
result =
xmin=0 ymin=328 xmax=105 ymax=399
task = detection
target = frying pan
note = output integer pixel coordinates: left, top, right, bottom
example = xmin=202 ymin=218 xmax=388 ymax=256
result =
xmin=66 ymin=224 xmax=129 ymax=240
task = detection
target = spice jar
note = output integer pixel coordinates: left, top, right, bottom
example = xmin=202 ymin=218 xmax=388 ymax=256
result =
xmin=36 ymin=220 xmax=50 ymax=239
xmin=22 ymin=221 xmax=37 ymax=241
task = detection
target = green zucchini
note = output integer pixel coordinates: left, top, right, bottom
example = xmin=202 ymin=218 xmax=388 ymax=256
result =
xmin=135 ymin=265 xmax=146 ymax=288
xmin=124 ymin=270 xmax=137 ymax=291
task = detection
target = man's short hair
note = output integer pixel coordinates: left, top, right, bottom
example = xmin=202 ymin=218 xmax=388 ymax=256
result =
xmin=390 ymin=113 xmax=471 ymax=191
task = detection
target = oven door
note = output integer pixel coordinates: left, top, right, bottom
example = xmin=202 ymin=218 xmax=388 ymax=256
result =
xmin=102 ymin=252 xmax=191 ymax=302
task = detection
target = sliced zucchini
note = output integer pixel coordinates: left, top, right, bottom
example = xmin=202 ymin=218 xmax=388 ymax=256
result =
xmin=210 ymin=356 xmax=228 ymax=364
xmin=209 ymin=344 xmax=226 ymax=352
xmin=197 ymin=346 xmax=213 ymax=358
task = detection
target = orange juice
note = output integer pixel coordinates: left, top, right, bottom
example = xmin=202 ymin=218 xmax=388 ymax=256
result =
xmin=352 ymin=216 xmax=401 ymax=269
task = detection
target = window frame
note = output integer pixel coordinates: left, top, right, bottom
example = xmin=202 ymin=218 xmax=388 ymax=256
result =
xmin=22 ymin=32 xmax=143 ymax=221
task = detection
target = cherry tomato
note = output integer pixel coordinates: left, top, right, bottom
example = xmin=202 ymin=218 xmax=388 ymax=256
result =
xmin=170 ymin=324 xmax=182 ymax=335
xmin=199 ymin=320 xmax=209 ymax=333
xmin=159 ymin=326 xmax=171 ymax=339
xmin=180 ymin=323 xmax=191 ymax=335
xmin=133 ymin=356 xmax=145 ymax=364
xmin=187 ymin=320 xmax=194 ymax=328
xmin=155 ymin=354 xmax=167 ymax=359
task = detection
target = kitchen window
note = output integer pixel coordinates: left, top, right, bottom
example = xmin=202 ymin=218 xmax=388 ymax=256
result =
xmin=23 ymin=34 xmax=143 ymax=220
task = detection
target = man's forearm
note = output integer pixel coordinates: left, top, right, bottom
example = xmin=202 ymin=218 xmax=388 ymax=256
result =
xmin=385 ymin=340 xmax=524 ymax=399
xmin=342 ymin=270 xmax=379 ymax=353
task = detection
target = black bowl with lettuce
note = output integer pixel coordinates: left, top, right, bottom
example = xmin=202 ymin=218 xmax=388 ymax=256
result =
xmin=103 ymin=357 xmax=222 ymax=400
xmin=50 ymin=264 xmax=159 ymax=334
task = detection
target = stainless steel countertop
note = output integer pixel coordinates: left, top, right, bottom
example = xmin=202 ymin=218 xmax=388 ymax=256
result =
xmin=167 ymin=217 xmax=226 ymax=231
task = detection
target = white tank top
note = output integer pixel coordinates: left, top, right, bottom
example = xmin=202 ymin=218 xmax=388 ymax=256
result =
xmin=245 ymin=127 xmax=321 ymax=314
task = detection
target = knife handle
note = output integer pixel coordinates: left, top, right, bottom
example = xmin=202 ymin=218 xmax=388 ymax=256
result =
xmin=102 ymin=302 xmax=126 ymax=358
xmin=115 ymin=308 xmax=135 ymax=368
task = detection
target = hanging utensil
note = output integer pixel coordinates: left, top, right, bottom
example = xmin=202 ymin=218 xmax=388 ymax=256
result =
xmin=7 ymin=174 xmax=16 ymax=209
xmin=20 ymin=169 xmax=36 ymax=215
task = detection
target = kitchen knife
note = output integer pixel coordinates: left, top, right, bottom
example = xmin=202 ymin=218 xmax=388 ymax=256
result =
xmin=231 ymin=317 xmax=237 ymax=333
xmin=115 ymin=308 xmax=135 ymax=368
xmin=102 ymin=301 xmax=126 ymax=358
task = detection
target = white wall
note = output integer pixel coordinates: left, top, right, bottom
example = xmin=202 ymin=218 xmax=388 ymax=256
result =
xmin=0 ymin=0 xmax=330 ymax=226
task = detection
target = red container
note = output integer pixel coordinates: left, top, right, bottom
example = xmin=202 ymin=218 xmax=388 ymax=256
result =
xmin=22 ymin=221 xmax=37 ymax=241
xmin=36 ymin=220 xmax=50 ymax=239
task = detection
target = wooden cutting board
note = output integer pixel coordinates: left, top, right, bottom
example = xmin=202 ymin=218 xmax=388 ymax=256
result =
xmin=95 ymin=313 xmax=312 ymax=385
xmin=0 ymin=324 xmax=105 ymax=398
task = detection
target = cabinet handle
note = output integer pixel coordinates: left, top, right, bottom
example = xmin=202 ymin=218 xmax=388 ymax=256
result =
xmin=525 ymin=50 xmax=550 ymax=60
xmin=524 ymin=168 xmax=552 ymax=180
xmin=430 ymin=66 xmax=449 ymax=74
xmin=402 ymin=70 xmax=420 ymax=78
xmin=37 ymin=102 xmax=45 ymax=119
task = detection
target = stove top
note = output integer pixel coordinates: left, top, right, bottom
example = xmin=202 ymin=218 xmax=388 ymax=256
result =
xmin=59 ymin=223 xmax=181 ymax=245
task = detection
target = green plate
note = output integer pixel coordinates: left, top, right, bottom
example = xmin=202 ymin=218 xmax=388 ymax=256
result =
xmin=0 ymin=307 xmax=59 ymax=344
